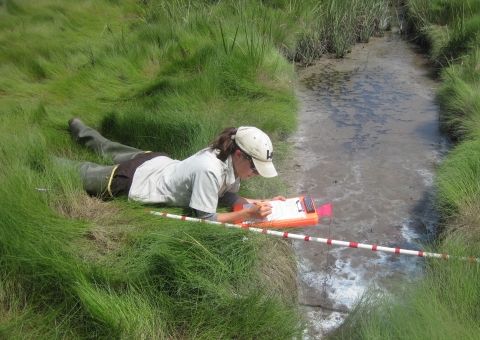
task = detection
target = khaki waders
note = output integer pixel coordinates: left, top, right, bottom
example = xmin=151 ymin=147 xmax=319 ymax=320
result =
xmin=68 ymin=118 xmax=168 ymax=198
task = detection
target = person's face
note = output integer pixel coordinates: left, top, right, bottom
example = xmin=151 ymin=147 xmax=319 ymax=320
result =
xmin=232 ymin=149 xmax=259 ymax=179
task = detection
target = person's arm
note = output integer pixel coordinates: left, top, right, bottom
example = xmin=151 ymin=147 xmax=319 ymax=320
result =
xmin=216 ymin=202 xmax=271 ymax=223
xmin=214 ymin=196 xmax=287 ymax=223
xmin=195 ymin=196 xmax=286 ymax=223
xmin=232 ymin=196 xmax=286 ymax=205
xmin=194 ymin=203 xmax=270 ymax=223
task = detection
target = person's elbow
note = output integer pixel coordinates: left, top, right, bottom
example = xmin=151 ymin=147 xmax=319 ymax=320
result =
xmin=194 ymin=210 xmax=218 ymax=221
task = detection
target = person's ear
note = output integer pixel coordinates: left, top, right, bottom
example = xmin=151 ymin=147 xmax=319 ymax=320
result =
xmin=233 ymin=149 xmax=242 ymax=159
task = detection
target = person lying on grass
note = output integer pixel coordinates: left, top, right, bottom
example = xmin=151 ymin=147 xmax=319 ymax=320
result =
xmin=68 ymin=118 xmax=286 ymax=223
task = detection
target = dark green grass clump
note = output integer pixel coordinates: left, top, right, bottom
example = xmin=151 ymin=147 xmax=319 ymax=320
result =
xmin=0 ymin=0 xmax=391 ymax=337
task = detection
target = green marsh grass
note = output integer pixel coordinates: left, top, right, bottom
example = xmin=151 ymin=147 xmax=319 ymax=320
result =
xmin=327 ymin=0 xmax=359 ymax=58
xmin=436 ymin=49 xmax=480 ymax=140
xmin=435 ymin=138 xmax=480 ymax=238
xmin=325 ymin=0 xmax=388 ymax=58
xmin=0 ymin=0 xmax=389 ymax=337
xmin=407 ymin=0 xmax=480 ymax=65
xmin=357 ymin=0 xmax=389 ymax=42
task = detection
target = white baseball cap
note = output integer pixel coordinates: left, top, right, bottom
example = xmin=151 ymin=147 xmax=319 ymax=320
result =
xmin=233 ymin=126 xmax=277 ymax=178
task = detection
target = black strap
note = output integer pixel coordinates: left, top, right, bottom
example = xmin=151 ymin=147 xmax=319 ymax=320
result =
xmin=109 ymin=152 xmax=170 ymax=197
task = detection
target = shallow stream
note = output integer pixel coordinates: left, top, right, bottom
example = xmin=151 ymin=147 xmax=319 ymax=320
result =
xmin=284 ymin=30 xmax=445 ymax=338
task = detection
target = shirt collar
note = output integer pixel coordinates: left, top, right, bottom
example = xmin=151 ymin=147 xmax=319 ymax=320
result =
xmin=225 ymin=154 xmax=237 ymax=185
xmin=205 ymin=148 xmax=237 ymax=185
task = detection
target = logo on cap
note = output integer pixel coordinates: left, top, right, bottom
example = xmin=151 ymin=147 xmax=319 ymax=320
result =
xmin=266 ymin=150 xmax=273 ymax=160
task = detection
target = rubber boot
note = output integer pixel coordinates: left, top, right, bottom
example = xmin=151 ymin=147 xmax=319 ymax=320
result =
xmin=52 ymin=156 xmax=114 ymax=197
xmin=69 ymin=118 xmax=144 ymax=164
xmin=78 ymin=162 xmax=116 ymax=197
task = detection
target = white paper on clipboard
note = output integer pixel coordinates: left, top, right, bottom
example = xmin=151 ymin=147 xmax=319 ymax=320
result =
xmin=242 ymin=197 xmax=306 ymax=223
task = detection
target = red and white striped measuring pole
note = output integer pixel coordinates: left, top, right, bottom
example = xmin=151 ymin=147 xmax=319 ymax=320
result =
xmin=146 ymin=210 xmax=480 ymax=263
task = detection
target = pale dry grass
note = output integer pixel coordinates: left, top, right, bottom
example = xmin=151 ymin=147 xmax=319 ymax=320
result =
xmin=0 ymin=280 xmax=28 ymax=325
xmin=51 ymin=192 xmax=130 ymax=261
xmin=255 ymin=63 xmax=294 ymax=95
xmin=53 ymin=193 xmax=121 ymax=224
xmin=257 ymin=238 xmax=299 ymax=305
xmin=444 ymin=201 xmax=480 ymax=244
xmin=84 ymin=224 xmax=128 ymax=257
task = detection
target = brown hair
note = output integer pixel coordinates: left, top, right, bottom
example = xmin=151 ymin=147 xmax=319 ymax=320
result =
xmin=209 ymin=127 xmax=238 ymax=162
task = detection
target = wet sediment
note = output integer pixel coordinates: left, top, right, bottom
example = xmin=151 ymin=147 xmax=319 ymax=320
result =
xmin=283 ymin=31 xmax=442 ymax=337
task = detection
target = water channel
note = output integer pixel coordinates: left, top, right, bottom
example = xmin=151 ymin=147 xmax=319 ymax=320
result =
xmin=283 ymin=29 xmax=445 ymax=338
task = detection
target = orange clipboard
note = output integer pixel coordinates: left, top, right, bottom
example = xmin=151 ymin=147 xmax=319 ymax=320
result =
xmin=233 ymin=195 xmax=319 ymax=228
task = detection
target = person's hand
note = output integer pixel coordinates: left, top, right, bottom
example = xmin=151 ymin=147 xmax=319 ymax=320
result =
xmin=269 ymin=196 xmax=286 ymax=201
xmin=248 ymin=203 xmax=272 ymax=220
